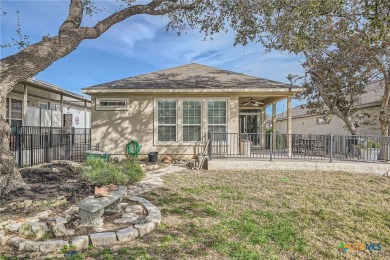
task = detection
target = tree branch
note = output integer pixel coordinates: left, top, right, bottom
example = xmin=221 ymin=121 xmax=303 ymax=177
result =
xmin=79 ymin=0 xmax=201 ymax=39
xmin=59 ymin=0 xmax=83 ymax=34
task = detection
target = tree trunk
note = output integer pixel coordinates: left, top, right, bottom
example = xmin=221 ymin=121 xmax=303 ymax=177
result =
xmin=0 ymin=35 xmax=84 ymax=197
xmin=0 ymin=85 xmax=28 ymax=201
xmin=340 ymin=115 xmax=359 ymax=135
xmin=379 ymin=77 xmax=390 ymax=160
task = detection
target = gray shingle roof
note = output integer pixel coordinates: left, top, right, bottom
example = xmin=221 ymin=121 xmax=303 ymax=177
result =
xmin=82 ymin=63 xmax=294 ymax=90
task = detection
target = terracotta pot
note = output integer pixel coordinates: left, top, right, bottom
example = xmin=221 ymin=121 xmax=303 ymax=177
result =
xmin=95 ymin=186 xmax=109 ymax=197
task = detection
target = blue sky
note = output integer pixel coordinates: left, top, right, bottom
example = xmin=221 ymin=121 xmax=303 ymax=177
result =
xmin=1 ymin=0 xmax=305 ymax=114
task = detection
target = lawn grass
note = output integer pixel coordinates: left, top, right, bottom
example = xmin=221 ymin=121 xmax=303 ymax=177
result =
xmin=79 ymin=170 xmax=390 ymax=259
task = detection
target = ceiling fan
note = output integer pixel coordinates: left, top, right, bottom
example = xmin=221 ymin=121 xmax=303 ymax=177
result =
xmin=241 ymin=98 xmax=264 ymax=107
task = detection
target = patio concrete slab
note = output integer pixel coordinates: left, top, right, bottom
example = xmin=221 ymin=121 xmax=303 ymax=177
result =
xmin=208 ymin=159 xmax=389 ymax=175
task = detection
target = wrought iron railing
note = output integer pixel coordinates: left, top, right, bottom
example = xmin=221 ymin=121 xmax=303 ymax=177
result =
xmin=207 ymin=132 xmax=388 ymax=163
xmin=9 ymin=126 xmax=98 ymax=167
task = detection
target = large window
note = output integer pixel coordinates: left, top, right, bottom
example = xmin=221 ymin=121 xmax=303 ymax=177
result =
xmin=155 ymin=99 xmax=227 ymax=144
xmin=208 ymin=100 xmax=227 ymax=141
xmin=157 ymin=101 xmax=177 ymax=142
xmin=183 ymin=101 xmax=201 ymax=141
xmin=208 ymin=100 xmax=227 ymax=133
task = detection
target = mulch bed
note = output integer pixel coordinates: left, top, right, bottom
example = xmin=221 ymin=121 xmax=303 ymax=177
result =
xmin=0 ymin=164 xmax=94 ymax=222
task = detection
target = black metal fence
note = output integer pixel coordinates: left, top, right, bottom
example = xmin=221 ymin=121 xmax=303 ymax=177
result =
xmin=208 ymin=132 xmax=388 ymax=163
xmin=9 ymin=126 xmax=97 ymax=167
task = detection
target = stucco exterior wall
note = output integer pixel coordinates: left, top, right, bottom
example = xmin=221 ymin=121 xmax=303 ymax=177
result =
xmin=91 ymin=94 xmax=240 ymax=159
xmin=274 ymin=106 xmax=381 ymax=136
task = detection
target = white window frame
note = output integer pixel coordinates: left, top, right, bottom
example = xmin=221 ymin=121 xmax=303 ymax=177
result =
xmin=155 ymin=100 xmax=178 ymax=144
xmin=39 ymin=102 xmax=49 ymax=110
xmin=96 ymin=98 xmax=128 ymax=111
xmin=182 ymin=100 xmax=203 ymax=142
xmin=154 ymin=98 xmax=228 ymax=145
xmin=207 ymin=100 xmax=228 ymax=134
xmin=6 ymin=97 xmax=23 ymax=127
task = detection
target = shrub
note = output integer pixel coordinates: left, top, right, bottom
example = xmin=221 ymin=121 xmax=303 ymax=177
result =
xmin=82 ymin=158 xmax=129 ymax=186
xmin=82 ymin=158 xmax=145 ymax=186
xmin=122 ymin=161 xmax=145 ymax=184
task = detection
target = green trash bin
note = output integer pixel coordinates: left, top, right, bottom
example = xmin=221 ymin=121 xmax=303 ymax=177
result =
xmin=101 ymin=153 xmax=111 ymax=162
xmin=85 ymin=150 xmax=111 ymax=162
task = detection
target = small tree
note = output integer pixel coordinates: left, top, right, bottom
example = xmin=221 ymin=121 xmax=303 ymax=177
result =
xmin=299 ymin=44 xmax=378 ymax=135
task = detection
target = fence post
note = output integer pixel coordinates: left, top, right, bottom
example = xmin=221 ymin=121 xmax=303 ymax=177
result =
xmin=30 ymin=134 xmax=34 ymax=166
xmin=208 ymin=131 xmax=212 ymax=160
xmin=13 ymin=126 xmax=20 ymax=167
xmin=66 ymin=133 xmax=71 ymax=160
xmin=72 ymin=127 xmax=75 ymax=145
xmin=49 ymin=127 xmax=52 ymax=147
xmin=269 ymin=132 xmax=273 ymax=161
xmin=329 ymin=133 xmax=334 ymax=163
xmin=89 ymin=128 xmax=92 ymax=150
xmin=44 ymin=133 xmax=49 ymax=162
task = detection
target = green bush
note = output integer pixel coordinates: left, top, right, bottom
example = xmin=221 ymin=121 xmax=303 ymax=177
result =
xmin=82 ymin=158 xmax=145 ymax=186
xmin=82 ymin=158 xmax=129 ymax=186
xmin=122 ymin=160 xmax=145 ymax=184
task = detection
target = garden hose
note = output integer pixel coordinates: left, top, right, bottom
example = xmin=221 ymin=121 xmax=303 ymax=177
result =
xmin=126 ymin=140 xmax=142 ymax=161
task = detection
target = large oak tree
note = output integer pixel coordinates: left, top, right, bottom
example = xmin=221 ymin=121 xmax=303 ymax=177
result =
xmin=0 ymin=0 xmax=261 ymax=196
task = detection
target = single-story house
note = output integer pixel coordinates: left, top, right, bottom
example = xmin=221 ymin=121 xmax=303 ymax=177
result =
xmin=7 ymin=78 xmax=91 ymax=131
xmin=82 ymin=63 xmax=301 ymax=159
xmin=272 ymin=81 xmax=383 ymax=136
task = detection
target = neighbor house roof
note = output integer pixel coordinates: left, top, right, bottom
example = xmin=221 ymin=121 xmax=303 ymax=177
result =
xmin=25 ymin=78 xmax=90 ymax=102
xmin=270 ymin=80 xmax=384 ymax=122
xmin=82 ymin=63 xmax=300 ymax=93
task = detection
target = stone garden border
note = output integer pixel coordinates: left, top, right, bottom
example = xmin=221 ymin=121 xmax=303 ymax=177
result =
xmin=1 ymin=195 xmax=161 ymax=253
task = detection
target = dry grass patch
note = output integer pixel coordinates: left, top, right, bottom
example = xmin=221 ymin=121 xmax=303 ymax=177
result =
xmin=79 ymin=169 xmax=389 ymax=259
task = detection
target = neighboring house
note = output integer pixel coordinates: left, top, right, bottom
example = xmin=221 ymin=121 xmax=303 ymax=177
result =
xmin=82 ymin=63 xmax=301 ymax=159
xmin=271 ymin=81 xmax=383 ymax=136
xmin=7 ymin=78 xmax=91 ymax=131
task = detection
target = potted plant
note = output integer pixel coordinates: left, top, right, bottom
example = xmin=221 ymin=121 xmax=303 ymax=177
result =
xmin=360 ymin=140 xmax=381 ymax=161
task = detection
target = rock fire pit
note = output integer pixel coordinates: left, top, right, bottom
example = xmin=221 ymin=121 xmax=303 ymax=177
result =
xmin=0 ymin=193 xmax=161 ymax=253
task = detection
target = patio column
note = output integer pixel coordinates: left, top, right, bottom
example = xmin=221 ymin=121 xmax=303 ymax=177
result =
xmin=287 ymin=96 xmax=292 ymax=157
xmin=23 ymin=83 xmax=28 ymax=125
xmin=272 ymin=102 xmax=277 ymax=150
xmin=261 ymin=107 xmax=266 ymax=149
xmin=60 ymin=94 xmax=64 ymax=127
xmin=84 ymin=99 xmax=87 ymax=128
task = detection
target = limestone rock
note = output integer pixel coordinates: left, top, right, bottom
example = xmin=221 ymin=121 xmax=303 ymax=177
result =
xmin=146 ymin=164 xmax=159 ymax=171
xmin=36 ymin=210 xmax=52 ymax=219
xmin=71 ymin=235 xmax=89 ymax=250
xmin=5 ymin=223 xmax=22 ymax=232
xmin=40 ymin=240 xmax=69 ymax=253
xmin=0 ymin=230 xmax=15 ymax=246
xmin=8 ymin=236 xmax=25 ymax=248
xmin=19 ymin=222 xmax=48 ymax=240
xmin=90 ymin=232 xmax=117 ymax=246
xmin=116 ymin=227 xmax=139 ymax=242
xmin=134 ymin=222 xmax=156 ymax=236
xmin=125 ymin=205 xmax=144 ymax=214
xmin=22 ymin=240 xmax=41 ymax=251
